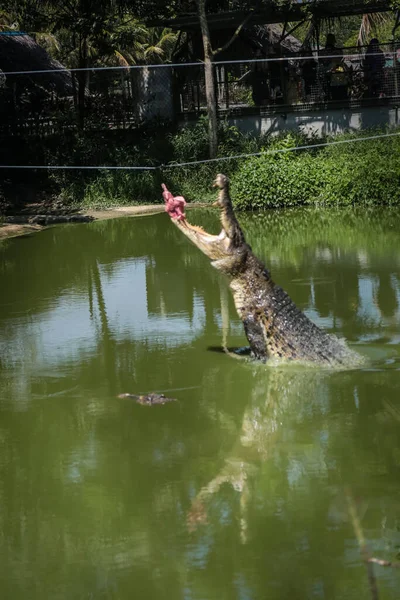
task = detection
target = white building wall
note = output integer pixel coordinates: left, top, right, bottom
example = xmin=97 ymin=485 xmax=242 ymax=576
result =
xmin=226 ymin=106 xmax=400 ymax=137
xmin=133 ymin=67 xmax=174 ymax=122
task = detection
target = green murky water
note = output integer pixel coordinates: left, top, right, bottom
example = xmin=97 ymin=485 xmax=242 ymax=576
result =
xmin=1 ymin=208 xmax=400 ymax=599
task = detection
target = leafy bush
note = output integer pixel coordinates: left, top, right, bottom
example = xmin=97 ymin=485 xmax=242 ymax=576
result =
xmin=36 ymin=118 xmax=263 ymax=206
xmin=168 ymin=115 xmax=259 ymax=164
xmin=81 ymin=170 xmax=161 ymax=208
xmin=231 ymin=130 xmax=400 ymax=210
xmin=231 ymin=149 xmax=325 ymax=210
xmin=168 ymin=116 xmax=211 ymax=162
xmin=160 ymin=117 xmax=264 ymax=202
xmin=318 ymin=133 xmax=400 ymax=206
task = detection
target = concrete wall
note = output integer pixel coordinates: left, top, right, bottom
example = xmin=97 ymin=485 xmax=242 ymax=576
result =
xmin=133 ymin=67 xmax=174 ymax=122
xmin=226 ymin=105 xmax=400 ymax=137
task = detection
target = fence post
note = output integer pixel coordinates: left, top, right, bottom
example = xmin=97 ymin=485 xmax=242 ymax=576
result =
xmin=121 ymin=71 xmax=126 ymax=129
xmin=393 ymin=41 xmax=399 ymax=99
xmin=224 ymin=65 xmax=229 ymax=109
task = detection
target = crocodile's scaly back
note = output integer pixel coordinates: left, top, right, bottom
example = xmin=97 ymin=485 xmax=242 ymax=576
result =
xmin=230 ymin=251 xmax=356 ymax=365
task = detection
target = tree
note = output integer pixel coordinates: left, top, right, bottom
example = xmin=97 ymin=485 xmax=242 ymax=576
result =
xmin=196 ymin=0 xmax=255 ymax=158
xmin=5 ymin=0 xmax=178 ymax=128
xmin=357 ymin=12 xmax=392 ymax=45
xmin=196 ymin=0 xmax=218 ymax=159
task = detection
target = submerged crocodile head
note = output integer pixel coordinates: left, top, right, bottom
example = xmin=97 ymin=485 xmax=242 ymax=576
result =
xmin=118 ymin=393 xmax=177 ymax=405
xmin=163 ymin=175 xmax=362 ymax=367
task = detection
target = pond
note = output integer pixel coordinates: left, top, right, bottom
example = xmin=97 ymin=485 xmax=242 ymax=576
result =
xmin=1 ymin=208 xmax=400 ymax=599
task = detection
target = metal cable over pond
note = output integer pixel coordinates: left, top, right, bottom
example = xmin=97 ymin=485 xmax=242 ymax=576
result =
xmin=0 ymin=52 xmax=392 ymax=75
xmin=1 ymin=130 xmax=400 ymax=171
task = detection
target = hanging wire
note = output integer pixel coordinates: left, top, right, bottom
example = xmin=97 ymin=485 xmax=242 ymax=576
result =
xmin=1 ymin=131 xmax=399 ymax=171
xmin=0 ymin=51 xmax=384 ymax=77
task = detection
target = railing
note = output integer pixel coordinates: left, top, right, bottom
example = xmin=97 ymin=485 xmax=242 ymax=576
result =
xmin=1 ymin=42 xmax=400 ymax=135
xmin=177 ymin=43 xmax=400 ymax=113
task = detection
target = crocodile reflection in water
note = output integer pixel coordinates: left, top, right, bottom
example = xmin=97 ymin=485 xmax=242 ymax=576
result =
xmin=186 ymin=366 xmax=373 ymax=544
xmin=163 ymin=174 xmax=362 ymax=366
xmin=187 ymin=367 xmax=332 ymax=541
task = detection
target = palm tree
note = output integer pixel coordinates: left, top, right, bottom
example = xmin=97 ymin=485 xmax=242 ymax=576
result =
xmin=0 ymin=10 xmax=16 ymax=31
xmin=143 ymin=27 xmax=178 ymax=64
xmin=357 ymin=12 xmax=392 ymax=46
xmin=299 ymin=10 xmax=394 ymax=49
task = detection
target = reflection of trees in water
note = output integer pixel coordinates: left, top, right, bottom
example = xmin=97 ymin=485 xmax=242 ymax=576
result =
xmin=374 ymin=273 xmax=398 ymax=320
xmin=186 ymin=365 xmax=400 ymax=599
xmin=240 ymin=208 xmax=400 ymax=261
xmin=88 ymin=259 xmax=118 ymax=394
xmin=2 ymin=208 xmax=400 ymax=348
xmin=0 ymin=212 xmax=225 ymax=331
xmin=240 ymin=208 xmax=400 ymax=339
xmin=3 ymin=208 xmax=400 ymax=405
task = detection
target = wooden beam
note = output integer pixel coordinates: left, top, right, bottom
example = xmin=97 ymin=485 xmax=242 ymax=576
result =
xmin=147 ymin=1 xmax=393 ymax=31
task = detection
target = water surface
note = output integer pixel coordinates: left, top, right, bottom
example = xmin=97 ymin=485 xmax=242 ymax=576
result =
xmin=1 ymin=208 xmax=400 ymax=599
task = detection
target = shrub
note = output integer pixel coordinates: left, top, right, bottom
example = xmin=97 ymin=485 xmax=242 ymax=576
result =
xmin=231 ymin=130 xmax=400 ymax=210
xmin=319 ymin=134 xmax=400 ymax=206
xmin=231 ymin=151 xmax=325 ymax=210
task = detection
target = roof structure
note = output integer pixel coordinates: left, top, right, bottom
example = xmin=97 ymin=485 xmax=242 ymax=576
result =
xmin=173 ymin=21 xmax=302 ymax=62
xmin=0 ymin=33 xmax=72 ymax=96
xmin=150 ymin=0 xmax=394 ymax=30
xmin=251 ymin=23 xmax=302 ymax=54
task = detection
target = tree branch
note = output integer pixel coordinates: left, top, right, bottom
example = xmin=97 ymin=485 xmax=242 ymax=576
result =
xmin=212 ymin=10 xmax=255 ymax=57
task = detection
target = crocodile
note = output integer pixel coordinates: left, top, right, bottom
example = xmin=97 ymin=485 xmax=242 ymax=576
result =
xmin=163 ymin=174 xmax=362 ymax=367
xmin=117 ymin=393 xmax=177 ymax=405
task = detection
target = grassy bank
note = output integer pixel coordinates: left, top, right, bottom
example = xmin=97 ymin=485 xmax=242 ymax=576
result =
xmin=0 ymin=118 xmax=259 ymax=211
xmin=1 ymin=121 xmax=400 ymax=211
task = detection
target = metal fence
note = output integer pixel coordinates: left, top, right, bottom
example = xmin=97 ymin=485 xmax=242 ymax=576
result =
xmin=1 ymin=42 xmax=400 ymax=135
xmin=177 ymin=43 xmax=400 ymax=113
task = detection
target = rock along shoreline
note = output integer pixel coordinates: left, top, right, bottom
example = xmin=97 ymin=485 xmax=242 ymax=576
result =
xmin=0 ymin=204 xmax=206 ymax=241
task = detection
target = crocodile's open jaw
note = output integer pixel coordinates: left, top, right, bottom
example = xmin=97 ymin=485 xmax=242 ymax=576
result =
xmin=168 ymin=214 xmax=250 ymax=278
xmin=171 ymin=216 xmax=230 ymax=259
xmin=163 ymin=180 xmax=245 ymax=273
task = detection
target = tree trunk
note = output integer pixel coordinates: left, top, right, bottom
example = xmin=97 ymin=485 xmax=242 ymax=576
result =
xmin=197 ymin=0 xmax=218 ymax=159
xmin=196 ymin=0 xmax=256 ymax=158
